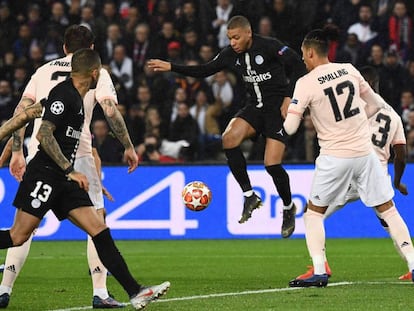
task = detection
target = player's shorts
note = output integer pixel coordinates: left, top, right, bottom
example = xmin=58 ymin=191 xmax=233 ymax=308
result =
xmin=235 ymin=97 xmax=287 ymax=144
xmin=310 ymin=151 xmax=394 ymax=208
xmin=75 ymin=155 xmax=104 ymax=210
xmin=13 ymin=163 xmax=93 ymax=220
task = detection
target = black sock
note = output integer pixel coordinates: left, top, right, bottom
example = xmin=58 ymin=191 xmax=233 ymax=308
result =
xmin=265 ymin=164 xmax=292 ymax=206
xmin=92 ymin=228 xmax=141 ymax=297
xmin=224 ymin=147 xmax=252 ymax=192
xmin=0 ymin=230 xmax=14 ymax=249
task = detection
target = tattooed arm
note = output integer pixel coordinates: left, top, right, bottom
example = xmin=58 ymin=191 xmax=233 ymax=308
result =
xmin=99 ymin=98 xmax=138 ymax=173
xmin=37 ymin=120 xmax=89 ymax=190
xmin=11 ymin=97 xmax=37 ymax=152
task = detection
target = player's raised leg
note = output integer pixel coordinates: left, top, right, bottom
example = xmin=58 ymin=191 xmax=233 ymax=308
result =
xmin=222 ymin=118 xmax=262 ymax=224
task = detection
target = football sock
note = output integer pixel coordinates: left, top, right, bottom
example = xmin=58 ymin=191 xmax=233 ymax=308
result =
xmin=382 ymin=226 xmax=406 ymax=260
xmin=0 ymin=231 xmax=14 ymax=249
xmin=1 ymin=233 xmax=33 ymax=289
xmin=224 ymin=147 xmax=252 ymax=192
xmin=380 ymin=206 xmax=414 ymax=271
xmin=92 ymin=228 xmax=141 ymax=297
xmin=0 ymin=286 xmax=11 ymax=295
xmin=304 ymin=209 xmax=326 ymax=274
xmin=265 ymin=164 xmax=292 ymax=206
xmin=243 ymin=190 xmax=253 ymax=197
xmin=87 ymin=235 xmax=109 ymax=299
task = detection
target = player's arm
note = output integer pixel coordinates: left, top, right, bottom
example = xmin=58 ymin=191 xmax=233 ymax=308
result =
xmin=392 ymin=144 xmax=408 ymax=195
xmin=98 ymin=98 xmax=138 ymax=173
xmin=11 ymin=96 xmax=36 ymax=152
xmin=283 ymin=79 xmax=308 ymax=135
xmin=0 ymin=138 xmax=12 ymax=167
xmin=92 ymin=146 xmax=114 ymax=201
xmin=37 ymin=120 xmax=88 ymax=190
xmin=148 ymin=49 xmax=228 ymax=77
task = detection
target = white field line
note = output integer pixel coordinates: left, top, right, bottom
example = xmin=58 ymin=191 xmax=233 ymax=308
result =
xmin=48 ymin=281 xmax=412 ymax=311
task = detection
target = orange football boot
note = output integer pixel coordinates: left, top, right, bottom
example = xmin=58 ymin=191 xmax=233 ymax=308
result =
xmin=296 ymin=262 xmax=332 ymax=280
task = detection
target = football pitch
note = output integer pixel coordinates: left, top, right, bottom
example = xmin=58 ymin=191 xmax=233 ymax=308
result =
xmin=0 ymin=238 xmax=412 ymax=310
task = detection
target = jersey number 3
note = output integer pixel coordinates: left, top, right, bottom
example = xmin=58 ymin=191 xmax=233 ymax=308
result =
xmin=371 ymin=113 xmax=391 ymax=148
xmin=324 ymin=81 xmax=360 ymax=122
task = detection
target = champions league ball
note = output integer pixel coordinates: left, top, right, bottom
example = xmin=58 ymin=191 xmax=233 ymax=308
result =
xmin=182 ymin=181 xmax=212 ymax=211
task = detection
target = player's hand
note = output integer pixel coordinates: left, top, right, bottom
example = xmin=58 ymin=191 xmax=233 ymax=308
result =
xmin=124 ymin=147 xmax=139 ymax=173
xmin=102 ymin=185 xmax=114 ymax=202
xmin=147 ymin=59 xmax=172 ymax=72
xmin=67 ymin=171 xmax=89 ymax=192
xmin=10 ymin=151 xmax=26 ymax=182
xmin=395 ymin=182 xmax=408 ymax=195
xmin=280 ymin=97 xmax=291 ymax=119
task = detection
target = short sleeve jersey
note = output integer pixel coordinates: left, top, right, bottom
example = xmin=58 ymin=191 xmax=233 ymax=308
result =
xmin=34 ymin=79 xmax=84 ymax=172
xmin=23 ymin=55 xmax=117 ymax=159
xmin=289 ymin=63 xmax=374 ymax=157
xmin=369 ymin=104 xmax=406 ymax=169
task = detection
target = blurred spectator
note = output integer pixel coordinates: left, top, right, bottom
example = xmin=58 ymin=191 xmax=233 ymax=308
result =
xmin=110 ymin=44 xmax=133 ymax=91
xmin=257 ymin=16 xmax=275 ymax=38
xmin=145 ymin=105 xmax=167 ymax=139
xmin=211 ymin=70 xmax=234 ymax=131
xmin=137 ymin=133 xmax=177 ymax=163
xmin=92 ymin=119 xmax=124 ymax=163
xmin=182 ymin=27 xmax=201 ymax=61
xmin=12 ymin=65 xmax=29 ymax=98
xmin=347 ymin=4 xmax=379 ymax=44
xmin=198 ymin=44 xmax=216 ymax=84
xmin=0 ymin=79 xmax=16 ymax=122
xmin=101 ymin=23 xmax=124 ymax=64
xmin=152 ymin=20 xmax=179 ymax=59
xmin=401 ymin=89 xmax=414 ymax=124
xmin=367 ymin=43 xmax=385 ymax=71
xmin=407 ymin=128 xmax=414 ymax=160
xmin=67 ymin=0 xmax=82 ymax=25
xmin=405 ymin=109 xmax=414 ymax=132
xmin=40 ymin=25 xmax=64 ymax=61
xmin=388 ymin=0 xmax=413 ymax=63
xmin=148 ymin=0 xmax=174 ymax=33
xmin=12 ymin=24 xmax=34 ymax=63
xmin=168 ymin=102 xmax=200 ymax=161
xmin=0 ymin=51 xmax=15 ymax=81
xmin=406 ymin=59 xmax=414 ymax=93
xmin=163 ymin=87 xmax=187 ymax=129
xmin=175 ymin=0 xmax=201 ymax=36
xmin=190 ymin=89 xmax=222 ymax=160
xmin=129 ymin=23 xmax=154 ymax=80
xmin=80 ymin=5 xmax=96 ymax=33
xmin=28 ymin=44 xmax=44 ymax=73
xmin=331 ymin=0 xmax=362 ymax=42
xmin=48 ymin=1 xmax=70 ymax=37
xmin=290 ymin=114 xmax=319 ymax=162
xmin=335 ymin=33 xmax=364 ymax=66
xmin=95 ymin=0 xmax=121 ymax=50
xmin=26 ymin=4 xmax=45 ymax=41
xmin=379 ymin=49 xmax=409 ymax=113
xmin=122 ymin=5 xmax=145 ymax=38
xmin=268 ymin=0 xmax=301 ymax=50
xmin=126 ymin=104 xmax=146 ymax=146
xmin=0 ymin=2 xmax=18 ymax=56
xmin=210 ymin=0 xmax=237 ymax=49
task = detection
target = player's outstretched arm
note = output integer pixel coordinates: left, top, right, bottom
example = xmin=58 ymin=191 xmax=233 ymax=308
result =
xmin=37 ymin=120 xmax=89 ymax=191
xmin=99 ymin=98 xmax=138 ymax=173
xmin=0 ymin=138 xmax=12 ymax=167
xmin=147 ymin=59 xmax=172 ymax=72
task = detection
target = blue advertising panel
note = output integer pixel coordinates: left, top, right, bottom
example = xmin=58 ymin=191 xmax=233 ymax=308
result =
xmin=0 ymin=164 xmax=412 ymax=240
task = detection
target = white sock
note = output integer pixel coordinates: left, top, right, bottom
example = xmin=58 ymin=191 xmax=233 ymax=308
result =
xmin=283 ymin=202 xmax=293 ymax=210
xmin=380 ymin=205 xmax=414 ymax=271
xmin=0 ymin=285 xmax=11 ymax=295
xmin=1 ymin=233 xmax=33 ymax=289
xmin=243 ymin=190 xmax=253 ymax=197
xmin=87 ymin=235 xmax=109 ymax=299
xmin=304 ymin=209 xmax=326 ymax=274
xmin=383 ymin=226 xmax=406 ymax=260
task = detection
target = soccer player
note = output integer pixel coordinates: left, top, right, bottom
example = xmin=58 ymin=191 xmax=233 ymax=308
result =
xmin=148 ymin=15 xmax=306 ymax=237
xmin=293 ymin=65 xmax=411 ymax=281
xmin=0 ymin=25 xmax=138 ymax=308
xmin=283 ymin=29 xmax=414 ymax=287
xmin=0 ymin=48 xmax=170 ymax=309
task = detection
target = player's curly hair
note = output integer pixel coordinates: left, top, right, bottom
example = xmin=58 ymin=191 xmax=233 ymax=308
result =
xmin=64 ymin=25 xmax=95 ymax=53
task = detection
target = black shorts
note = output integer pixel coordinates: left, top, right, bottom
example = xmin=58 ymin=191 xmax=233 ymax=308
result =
xmin=13 ymin=164 xmax=93 ymax=221
xmin=235 ymin=97 xmax=287 ymax=144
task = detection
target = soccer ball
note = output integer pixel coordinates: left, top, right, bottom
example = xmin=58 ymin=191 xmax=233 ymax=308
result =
xmin=182 ymin=181 xmax=212 ymax=211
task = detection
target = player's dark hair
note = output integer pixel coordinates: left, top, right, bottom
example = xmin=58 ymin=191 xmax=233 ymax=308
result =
xmin=360 ymin=66 xmax=379 ymax=91
xmin=227 ymin=15 xmax=251 ymax=30
xmin=64 ymin=25 xmax=95 ymax=53
xmin=303 ymin=29 xmax=329 ymax=56
xmin=71 ymin=48 xmax=101 ymax=75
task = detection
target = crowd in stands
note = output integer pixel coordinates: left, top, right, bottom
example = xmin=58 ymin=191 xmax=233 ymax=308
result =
xmin=1 ymin=0 xmax=414 ymax=164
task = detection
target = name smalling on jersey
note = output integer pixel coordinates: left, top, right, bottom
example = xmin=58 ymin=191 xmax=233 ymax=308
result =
xmin=318 ymin=68 xmax=348 ymax=84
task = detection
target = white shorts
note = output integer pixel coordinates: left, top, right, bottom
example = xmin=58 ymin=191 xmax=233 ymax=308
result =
xmin=310 ymin=151 xmax=393 ymax=208
xmin=74 ymin=155 xmax=104 ymax=210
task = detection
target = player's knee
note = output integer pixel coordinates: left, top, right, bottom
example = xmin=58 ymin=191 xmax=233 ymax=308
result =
xmin=265 ymin=164 xmax=287 ymax=182
xmin=10 ymin=231 xmax=31 ymax=246
xmin=222 ymin=131 xmax=240 ymax=149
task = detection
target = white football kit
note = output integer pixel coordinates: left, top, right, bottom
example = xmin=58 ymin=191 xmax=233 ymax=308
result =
xmin=285 ymin=62 xmax=394 ymax=207
xmin=23 ymin=54 xmax=118 ymax=209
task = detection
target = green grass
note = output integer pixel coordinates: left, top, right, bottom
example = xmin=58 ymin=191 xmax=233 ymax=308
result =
xmin=0 ymin=239 xmax=413 ymax=310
